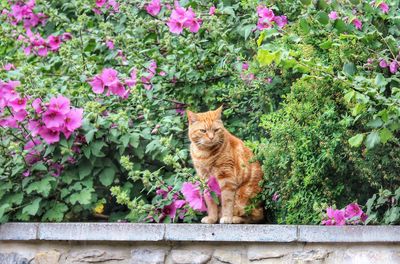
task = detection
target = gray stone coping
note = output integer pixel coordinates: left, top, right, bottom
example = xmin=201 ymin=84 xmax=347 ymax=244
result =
xmin=1 ymin=223 xmax=400 ymax=243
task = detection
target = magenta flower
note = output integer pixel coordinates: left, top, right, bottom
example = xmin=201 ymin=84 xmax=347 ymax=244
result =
xmin=273 ymin=15 xmax=288 ymax=28
xmin=13 ymin=109 xmax=27 ymax=121
xmin=167 ymin=18 xmax=184 ymax=34
xmin=379 ymin=59 xmax=388 ymax=68
xmin=378 ymin=2 xmax=389 ymax=14
xmin=322 ymin=207 xmax=345 ymax=226
xmin=96 ymin=0 xmax=107 ymax=7
xmin=89 ymin=76 xmax=105 ymax=94
xmin=352 ymin=18 xmax=362 ymax=30
xmin=328 ymin=11 xmax=338 ymax=20
xmin=257 ymin=6 xmax=275 ymax=21
xmin=146 ymin=0 xmax=161 ymax=16
xmin=39 ymin=127 xmax=60 ymax=144
xmin=125 ymin=68 xmax=137 ymax=87
xmin=62 ymin=33 xmax=73 ymax=41
xmin=8 ymin=97 xmax=27 ymax=112
xmin=272 ymin=192 xmax=280 ymax=201
xmin=109 ymin=80 xmax=129 ymax=98
xmin=242 ymin=62 xmax=249 ymax=71
xmin=162 ymin=200 xmax=186 ymax=220
xmin=257 ymin=18 xmax=272 ymax=30
xmin=32 ymin=98 xmax=43 ymax=114
xmin=48 ymin=95 xmax=70 ymax=115
xmin=100 ymin=68 xmax=119 ymax=86
xmin=181 ymin=182 xmax=206 ymax=212
xmin=106 ymin=40 xmax=114 ymax=50
xmin=37 ymin=46 xmax=48 ymax=57
xmin=65 ymin=108 xmax=83 ymax=132
xmin=3 ymin=63 xmax=15 ymax=71
xmin=47 ymin=35 xmax=61 ymax=51
xmin=389 ymin=61 xmax=398 ymax=74
xmin=209 ymin=6 xmax=216 ymax=16
xmin=204 ymin=176 xmax=221 ymax=200
xmin=28 ymin=120 xmax=41 ymax=137
xmin=42 ymin=109 xmax=65 ymax=129
xmin=345 ymin=203 xmax=363 ymax=218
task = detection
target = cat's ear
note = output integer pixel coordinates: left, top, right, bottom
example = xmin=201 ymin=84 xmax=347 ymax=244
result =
xmin=186 ymin=110 xmax=197 ymax=124
xmin=215 ymin=105 xmax=223 ymax=120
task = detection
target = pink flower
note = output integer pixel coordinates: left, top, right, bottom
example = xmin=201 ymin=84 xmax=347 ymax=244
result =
xmin=146 ymin=0 xmax=161 ymax=16
xmin=48 ymin=95 xmax=70 ymax=114
xmin=47 ymin=35 xmax=61 ymax=51
xmin=65 ymin=108 xmax=83 ymax=131
xmin=13 ymin=109 xmax=27 ymax=121
xmin=39 ymin=127 xmax=60 ymax=144
xmin=361 ymin=212 xmax=368 ymax=222
xmin=323 ymin=207 xmax=345 ymax=226
xmin=37 ymin=46 xmax=48 ymax=57
xmin=273 ymin=15 xmax=288 ymax=28
xmin=62 ymin=33 xmax=73 ymax=41
xmin=109 ymin=80 xmax=129 ymax=98
xmin=96 ymin=0 xmax=107 ymax=7
xmin=181 ymin=182 xmax=206 ymax=212
xmin=328 ymin=11 xmax=338 ymax=20
xmin=3 ymin=63 xmax=15 ymax=71
xmin=379 ymin=59 xmax=388 ymax=68
xmin=28 ymin=120 xmax=41 ymax=136
xmin=106 ymin=39 xmax=114 ymax=50
xmin=272 ymin=192 xmax=280 ymax=201
xmin=389 ymin=61 xmax=398 ymax=74
xmin=100 ymin=68 xmax=119 ymax=86
xmin=204 ymin=176 xmax=221 ymax=200
xmin=378 ymin=2 xmax=389 ymax=14
xmin=209 ymin=6 xmax=216 ymax=16
xmin=257 ymin=18 xmax=273 ymax=30
xmin=32 ymin=98 xmax=43 ymax=114
xmin=257 ymin=6 xmax=275 ymax=21
xmin=42 ymin=109 xmax=65 ymax=129
xmin=8 ymin=97 xmax=27 ymax=112
xmin=167 ymin=18 xmax=184 ymax=34
xmin=352 ymin=18 xmax=362 ymax=30
xmin=242 ymin=62 xmax=249 ymax=71
xmin=125 ymin=68 xmax=137 ymax=87
xmin=89 ymin=75 xmax=105 ymax=94
xmin=184 ymin=17 xmax=202 ymax=33
xmin=345 ymin=203 xmax=363 ymax=218
xmin=23 ymin=170 xmax=30 ymax=177
xmin=162 ymin=200 xmax=186 ymax=220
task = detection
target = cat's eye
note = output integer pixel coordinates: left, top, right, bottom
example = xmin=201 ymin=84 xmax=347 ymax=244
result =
xmin=200 ymin=129 xmax=206 ymax=133
xmin=214 ymin=128 xmax=220 ymax=132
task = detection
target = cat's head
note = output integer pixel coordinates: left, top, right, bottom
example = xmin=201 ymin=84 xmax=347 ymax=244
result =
xmin=187 ymin=106 xmax=225 ymax=148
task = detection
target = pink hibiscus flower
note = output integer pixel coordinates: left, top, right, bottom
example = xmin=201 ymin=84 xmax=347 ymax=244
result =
xmin=181 ymin=182 xmax=206 ymax=212
xmin=64 ymin=108 xmax=83 ymax=132
xmin=146 ymin=0 xmax=161 ymax=16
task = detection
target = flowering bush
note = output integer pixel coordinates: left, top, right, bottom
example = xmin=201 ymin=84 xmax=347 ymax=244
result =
xmin=322 ymin=203 xmax=367 ymax=226
xmin=0 ymin=0 xmax=399 ymax=224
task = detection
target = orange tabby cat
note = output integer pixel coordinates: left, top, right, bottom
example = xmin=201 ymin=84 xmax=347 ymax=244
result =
xmin=187 ymin=106 xmax=264 ymax=224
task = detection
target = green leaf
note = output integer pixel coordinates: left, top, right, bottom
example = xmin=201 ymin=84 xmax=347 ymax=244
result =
xmin=375 ymin=73 xmax=387 ymax=87
xmin=210 ymin=191 xmax=220 ymax=205
xmin=0 ymin=204 xmax=10 ymax=220
xmin=343 ymin=62 xmax=356 ymax=76
xmin=78 ymin=159 xmax=92 ymax=179
xmin=319 ymin=40 xmax=333 ymax=49
xmin=25 ymin=177 xmax=55 ymax=197
xmin=334 ymin=19 xmax=347 ymax=33
xmin=69 ymin=188 xmax=93 ymax=205
xmin=130 ymin=133 xmax=140 ymax=148
xmin=99 ymin=167 xmax=116 ymax=187
xmin=257 ymin=49 xmax=280 ymax=66
xmin=91 ymin=141 xmax=106 ymax=157
xmin=317 ymin=11 xmax=329 ymax=25
xmin=42 ymin=202 xmax=68 ymax=222
xmin=299 ymin=19 xmax=310 ymax=34
xmin=300 ymin=0 xmax=312 ymax=5
xmin=32 ymin=162 xmax=47 ymax=172
xmin=22 ymin=198 xmax=42 ymax=216
xmin=366 ymin=118 xmax=383 ymax=128
xmin=365 ymin=131 xmax=380 ymax=149
xmin=379 ymin=128 xmax=393 ymax=144
xmin=344 ymin=90 xmax=355 ymax=103
xmin=348 ymin=134 xmax=364 ymax=147
xmin=85 ymin=129 xmax=97 ymax=143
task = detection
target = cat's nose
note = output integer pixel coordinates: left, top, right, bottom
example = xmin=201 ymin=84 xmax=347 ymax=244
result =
xmin=207 ymin=132 xmax=214 ymax=139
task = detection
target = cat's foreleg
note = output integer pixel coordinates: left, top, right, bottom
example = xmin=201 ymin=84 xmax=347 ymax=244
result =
xmin=201 ymin=193 xmax=219 ymax=224
xmin=218 ymin=177 xmax=236 ymax=224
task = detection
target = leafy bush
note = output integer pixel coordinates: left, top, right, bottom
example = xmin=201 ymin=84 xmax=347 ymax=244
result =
xmin=0 ymin=0 xmax=399 ymax=224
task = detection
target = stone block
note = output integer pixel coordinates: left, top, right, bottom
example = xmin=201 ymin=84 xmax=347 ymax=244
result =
xmin=130 ymin=249 xmax=166 ymax=264
xmin=0 ymin=223 xmax=37 ymax=240
xmin=170 ymin=249 xmax=212 ymax=264
xmin=0 ymin=253 xmax=29 ymax=264
xmin=212 ymin=249 xmax=243 ymax=264
xmin=66 ymin=249 xmax=125 ymax=263
xmin=34 ymin=250 xmax=61 ymax=264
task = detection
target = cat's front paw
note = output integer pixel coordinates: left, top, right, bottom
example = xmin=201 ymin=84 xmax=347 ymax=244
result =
xmin=219 ymin=216 xmax=233 ymax=224
xmin=201 ymin=216 xmax=218 ymax=224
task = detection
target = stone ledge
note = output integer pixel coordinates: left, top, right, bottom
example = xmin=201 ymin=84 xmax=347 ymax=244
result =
xmin=1 ymin=223 xmax=400 ymax=243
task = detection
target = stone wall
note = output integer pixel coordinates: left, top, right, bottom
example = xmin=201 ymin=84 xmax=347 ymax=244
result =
xmin=1 ymin=223 xmax=400 ymax=264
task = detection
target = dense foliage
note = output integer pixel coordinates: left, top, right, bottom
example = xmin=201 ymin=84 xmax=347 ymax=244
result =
xmin=0 ymin=0 xmax=399 ymax=224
